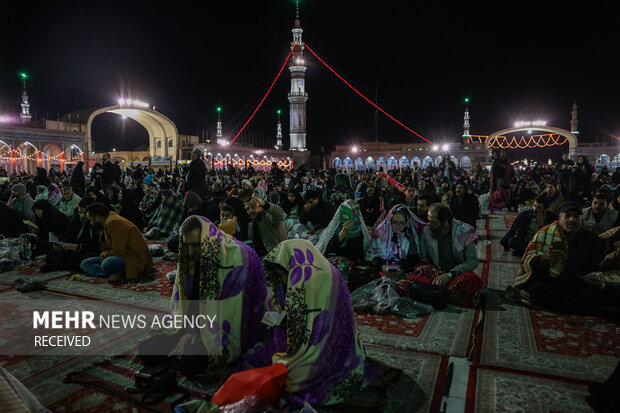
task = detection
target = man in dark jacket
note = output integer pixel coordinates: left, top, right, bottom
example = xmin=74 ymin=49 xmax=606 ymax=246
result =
xmin=449 ymin=181 xmax=480 ymax=229
xmin=301 ymin=189 xmax=336 ymax=235
xmin=186 ymin=149 xmax=207 ymax=196
xmin=99 ymin=153 xmax=116 ymax=194
xmin=501 ymin=195 xmax=557 ymax=257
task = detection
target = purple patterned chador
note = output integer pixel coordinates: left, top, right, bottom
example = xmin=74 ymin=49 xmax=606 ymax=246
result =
xmin=238 ymin=239 xmax=373 ymax=407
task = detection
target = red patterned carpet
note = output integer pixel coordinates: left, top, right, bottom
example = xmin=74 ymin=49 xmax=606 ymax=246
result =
xmin=1 ymin=214 xmax=619 ymax=412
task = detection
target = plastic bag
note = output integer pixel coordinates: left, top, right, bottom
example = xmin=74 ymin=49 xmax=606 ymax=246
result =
xmin=371 ymin=278 xmax=399 ymax=314
xmin=148 ymin=244 xmax=165 ymax=257
xmin=350 ymin=278 xmax=383 ymax=310
xmin=0 ymin=235 xmax=19 ymax=264
xmin=391 ymin=297 xmax=434 ymax=318
xmin=13 ymin=277 xmax=46 ymax=293
xmin=166 ymin=270 xmax=177 ymax=283
xmin=220 ymin=395 xmax=274 ymax=413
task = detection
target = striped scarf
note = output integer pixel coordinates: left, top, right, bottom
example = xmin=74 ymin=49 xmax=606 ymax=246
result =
xmin=514 ymin=221 xmax=565 ymax=288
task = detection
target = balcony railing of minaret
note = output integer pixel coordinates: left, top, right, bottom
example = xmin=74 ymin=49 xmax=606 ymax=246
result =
xmin=288 ymin=92 xmax=308 ymax=97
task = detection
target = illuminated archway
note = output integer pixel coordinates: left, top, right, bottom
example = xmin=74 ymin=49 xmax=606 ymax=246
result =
xmin=333 ymin=157 xmax=343 ymax=170
xmin=460 ymin=155 xmax=472 ymax=169
xmin=399 ymin=156 xmax=409 ymax=169
xmin=365 ymin=157 xmax=375 ymax=171
xmin=18 ymin=142 xmax=39 ymax=174
xmin=422 ymin=156 xmax=433 ymax=168
xmin=597 ymin=154 xmax=611 ymax=169
xmin=85 ymin=105 xmax=179 ymax=163
xmin=0 ymin=140 xmax=12 ymax=172
xmin=343 ymin=157 xmax=353 ymax=170
xmin=377 ymin=157 xmax=387 ymax=171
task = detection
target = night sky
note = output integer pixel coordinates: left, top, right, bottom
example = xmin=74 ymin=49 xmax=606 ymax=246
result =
xmin=2 ymin=1 xmax=619 ymax=162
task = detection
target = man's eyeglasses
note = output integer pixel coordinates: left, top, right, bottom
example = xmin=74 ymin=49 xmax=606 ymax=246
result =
xmin=392 ymin=220 xmax=406 ymax=227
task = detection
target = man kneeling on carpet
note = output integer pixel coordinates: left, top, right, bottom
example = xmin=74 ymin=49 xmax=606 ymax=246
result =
xmin=510 ymin=201 xmax=620 ymax=319
xmin=394 ymin=203 xmax=483 ymax=307
xmin=80 ymin=202 xmax=153 ymax=283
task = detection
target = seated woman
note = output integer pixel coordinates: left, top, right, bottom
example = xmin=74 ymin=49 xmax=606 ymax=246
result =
xmin=116 ymin=188 xmax=145 ymax=231
xmin=315 ymin=199 xmax=371 ymax=284
xmin=47 ymin=183 xmax=62 ymax=207
xmin=366 ymin=204 xmax=426 ymax=278
xmin=280 ymin=189 xmax=304 ymax=235
xmin=359 ymin=186 xmax=382 ymax=228
xmin=281 ymin=189 xmax=303 ymax=221
xmin=489 ymin=184 xmax=510 ymax=211
xmin=237 ymin=239 xmax=369 ymax=408
xmin=139 ymin=216 xmax=267 ymax=373
xmin=32 ymin=199 xmax=70 ymax=256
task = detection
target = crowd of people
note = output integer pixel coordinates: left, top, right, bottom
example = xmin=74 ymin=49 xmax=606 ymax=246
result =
xmin=1 ymin=147 xmax=619 ymax=409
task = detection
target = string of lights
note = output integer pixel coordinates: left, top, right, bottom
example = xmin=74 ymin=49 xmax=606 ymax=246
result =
xmin=466 ymin=134 xmax=569 ymax=149
xmin=212 ymin=157 xmax=293 ymax=169
xmin=0 ymin=150 xmax=82 ymax=161
xmin=229 ymin=46 xmax=294 ymax=145
xmin=303 ymin=43 xmax=432 ymax=144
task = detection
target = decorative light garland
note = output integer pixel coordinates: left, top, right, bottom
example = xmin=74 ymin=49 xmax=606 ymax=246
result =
xmin=212 ymin=157 xmax=293 ymax=169
xmin=467 ymin=134 xmax=568 ymax=149
xmin=0 ymin=149 xmax=83 ymax=162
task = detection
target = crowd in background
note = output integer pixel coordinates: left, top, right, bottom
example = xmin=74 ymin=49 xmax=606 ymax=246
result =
xmin=1 ymin=147 xmax=619 ymax=409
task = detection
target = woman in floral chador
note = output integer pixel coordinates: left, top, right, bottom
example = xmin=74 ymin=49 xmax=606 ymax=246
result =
xmin=167 ymin=215 xmax=268 ymax=367
xmin=239 ymin=239 xmax=370 ymax=407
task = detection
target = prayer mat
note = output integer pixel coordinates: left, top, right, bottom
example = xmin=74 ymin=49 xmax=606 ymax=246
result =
xmin=479 ymin=289 xmax=619 ymax=382
xmin=470 ymin=367 xmax=593 ymax=413
xmin=59 ymin=346 xmax=442 ymax=413
xmin=42 ymin=258 xmax=176 ymax=307
xmin=75 ymin=259 xmax=176 ymax=297
xmin=63 ymin=355 xmax=224 ymax=412
xmin=486 ymin=261 xmax=520 ymax=291
xmin=503 ymin=215 xmax=516 ymax=229
xmin=356 ymin=306 xmax=477 ymax=357
xmin=326 ymin=345 xmax=444 ymax=413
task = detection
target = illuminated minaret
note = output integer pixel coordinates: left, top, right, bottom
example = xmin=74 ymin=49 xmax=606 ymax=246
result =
xmin=570 ymin=102 xmax=579 ymax=135
xmin=462 ymin=97 xmax=470 ymax=142
xmin=19 ymin=73 xmax=32 ymax=123
xmin=275 ymin=109 xmax=283 ymax=149
xmin=288 ymin=1 xmax=308 ymax=151
xmin=216 ymin=106 xmax=224 ymax=144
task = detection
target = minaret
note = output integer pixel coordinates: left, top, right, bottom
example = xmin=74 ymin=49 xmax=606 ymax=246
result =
xmin=570 ymin=102 xmax=579 ymax=135
xmin=19 ymin=73 xmax=32 ymax=123
xmin=288 ymin=1 xmax=308 ymax=151
xmin=216 ymin=106 xmax=224 ymax=144
xmin=462 ymin=97 xmax=470 ymax=142
xmin=275 ymin=109 xmax=283 ymax=149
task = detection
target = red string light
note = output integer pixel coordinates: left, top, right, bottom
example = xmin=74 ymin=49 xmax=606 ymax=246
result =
xmin=303 ymin=42 xmax=432 ymax=144
xmin=229 ymin=47 xmax=294 ymax=144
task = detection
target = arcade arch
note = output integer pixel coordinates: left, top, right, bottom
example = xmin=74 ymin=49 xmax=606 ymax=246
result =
xmin=486 ymin=126 xmax=578 ymax=157
xmin=85 ymin=105 xmax=180 ymax=163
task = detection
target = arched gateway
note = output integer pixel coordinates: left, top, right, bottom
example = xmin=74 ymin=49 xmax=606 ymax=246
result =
xmin=486 ymin=126 xmax=578 ymax=156
xmin=81 ymin=105 xmax=179 ymax=163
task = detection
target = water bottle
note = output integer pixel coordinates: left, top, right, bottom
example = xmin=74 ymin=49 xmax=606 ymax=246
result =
xmin=22 ymin=238 xmax=32 ymax=265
